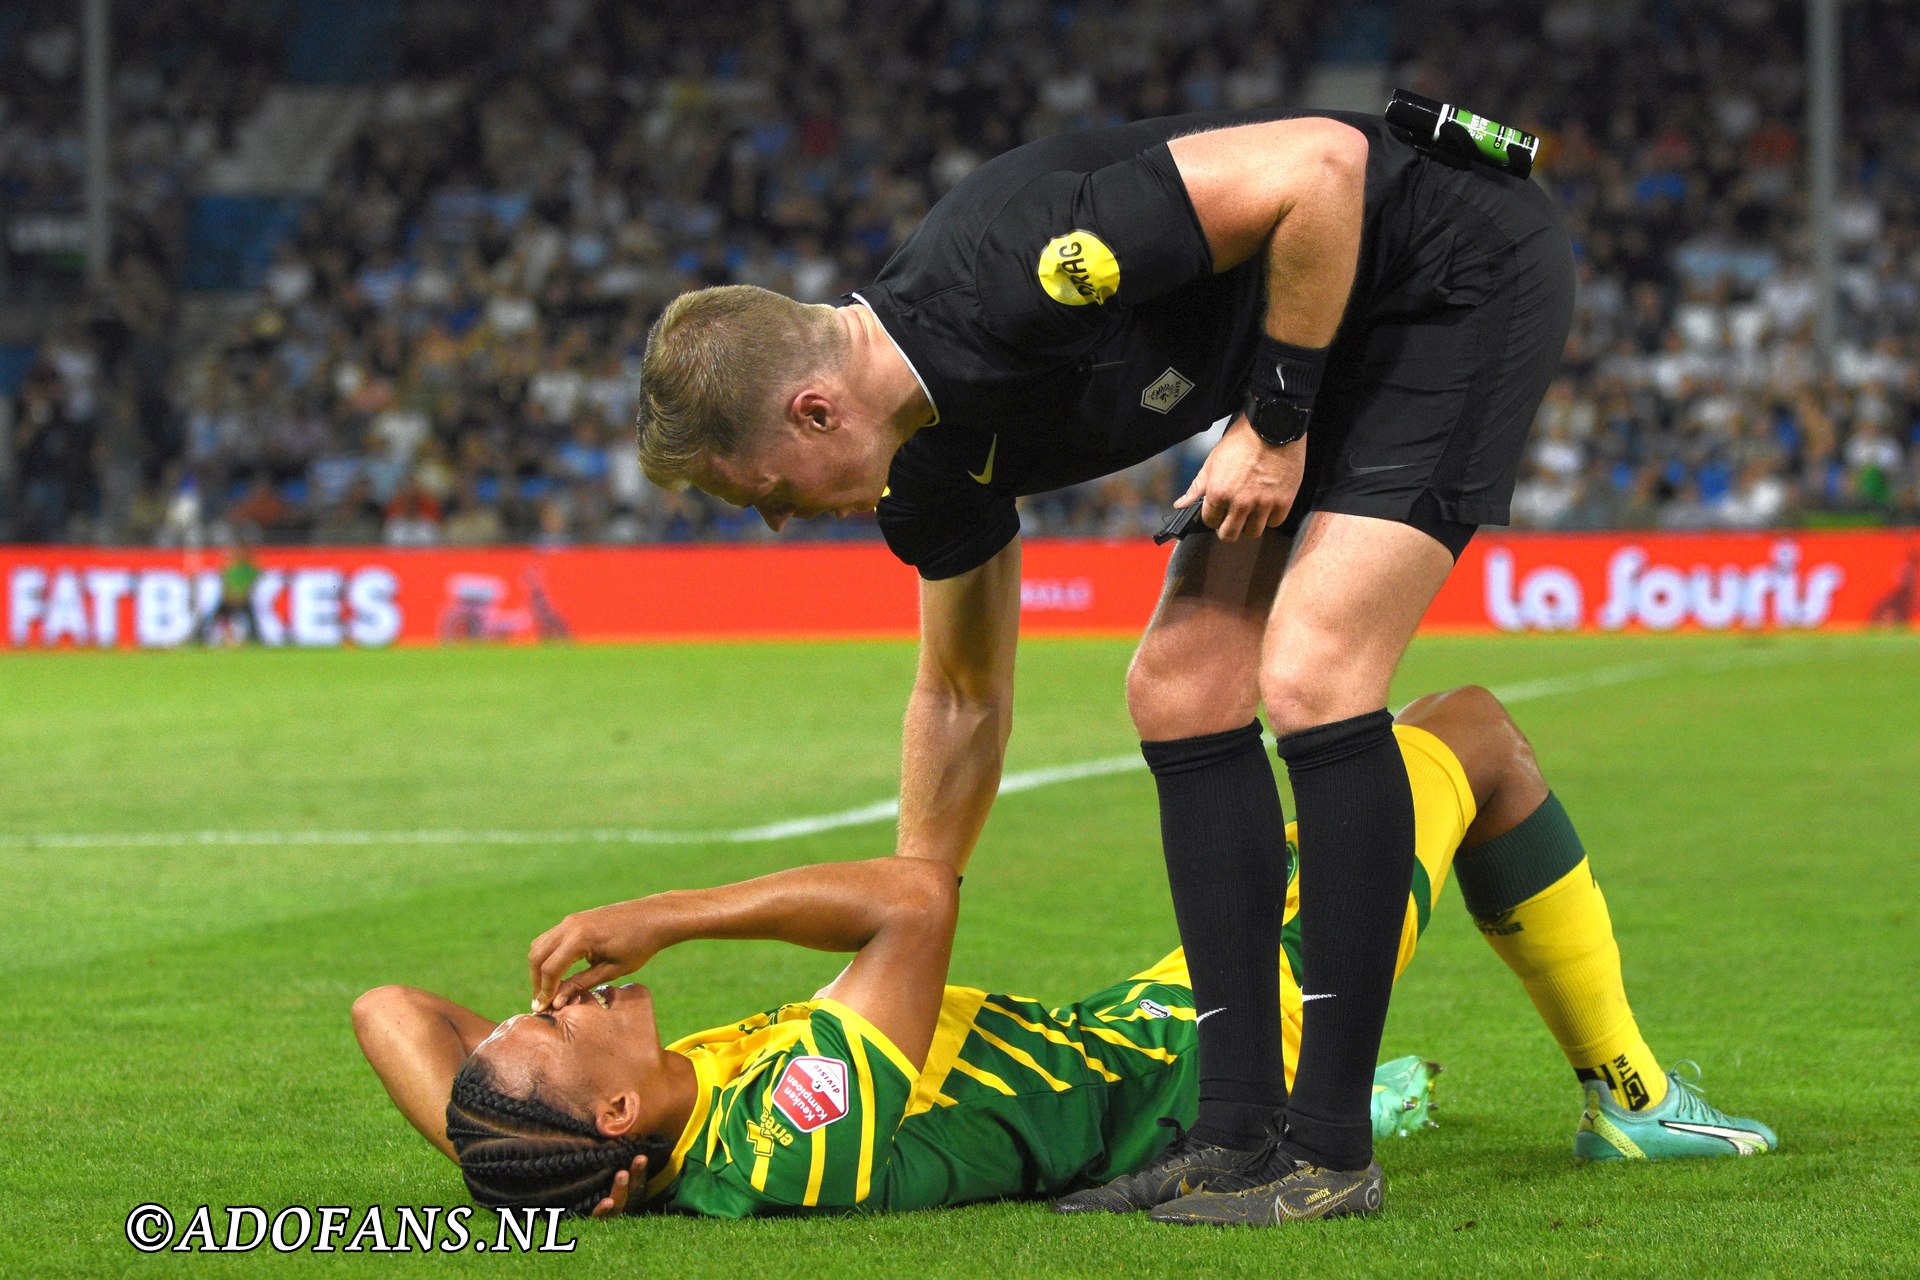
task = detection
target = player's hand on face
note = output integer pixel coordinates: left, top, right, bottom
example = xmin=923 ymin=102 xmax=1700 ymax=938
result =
xmin=589 ymin=1154 xmax=648 ymax=1220
xmin=1176 ymin=416 xmax=1306 ymax=542
xmin=528 ymin=898 xmax=671 ymax=1011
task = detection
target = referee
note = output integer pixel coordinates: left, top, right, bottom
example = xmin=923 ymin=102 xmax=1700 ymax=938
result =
xmin=635 ymin=106 xmax=1573 ymax=1225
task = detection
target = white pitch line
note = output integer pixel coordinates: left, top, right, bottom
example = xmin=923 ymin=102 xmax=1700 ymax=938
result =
xmin=1486 ymin=659 xmax=1676 ymax=705
xmin=0 ymin=652 xmax=1778 ymax=852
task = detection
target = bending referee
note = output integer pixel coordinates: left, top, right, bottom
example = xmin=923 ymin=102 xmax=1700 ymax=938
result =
xmin=635 ymin=105 xmax=1573 ymax=1225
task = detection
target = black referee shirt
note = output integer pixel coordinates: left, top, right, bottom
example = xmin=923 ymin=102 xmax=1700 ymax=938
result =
xmin=861 ymin=107 xmax=1465 ymax=580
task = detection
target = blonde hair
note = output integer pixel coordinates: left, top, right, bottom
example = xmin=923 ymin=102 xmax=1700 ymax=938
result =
xmin=635 ymin=285 xmax=846 ymax=488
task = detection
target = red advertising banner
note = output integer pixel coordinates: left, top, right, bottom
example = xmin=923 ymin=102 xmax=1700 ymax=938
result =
xmin=1434 ymin=530 xmax=1920 ymax=633
xmin=2 ymin=531 xmax=1916 ymax=651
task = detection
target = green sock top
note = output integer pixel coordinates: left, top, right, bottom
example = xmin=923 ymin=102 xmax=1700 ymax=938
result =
xmin=1454 ymin=791 xmax=1587 ymax=918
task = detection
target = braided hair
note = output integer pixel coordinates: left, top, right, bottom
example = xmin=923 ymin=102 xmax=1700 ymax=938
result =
xmin=445 ymin=1055 xmax=673 ymax=1218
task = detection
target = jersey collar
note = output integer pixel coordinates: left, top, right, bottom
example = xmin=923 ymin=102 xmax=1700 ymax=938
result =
xmin=640 ymin=1048 xmax=716 ymax=1205
xmin=849 ymin=291 xmax=941 ymax=427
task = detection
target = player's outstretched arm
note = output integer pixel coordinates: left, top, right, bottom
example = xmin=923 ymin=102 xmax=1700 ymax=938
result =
xmin=350 ymin=986 xmax=499 ymax=1162
xmin=896 ymin=536 xmax=1022 ymax=872
xmin=529 ymin=856 xmax=958 ymax=1068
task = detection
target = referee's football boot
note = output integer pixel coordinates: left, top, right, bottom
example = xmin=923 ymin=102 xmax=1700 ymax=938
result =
xmin=1574 ymin=1062 xmax=1777 ymax=1161
xmin=1147 ymin=1145 xmax=1384 ymax=1227
xmin=1051 ymin=1118 xmax=1261 ymax=1214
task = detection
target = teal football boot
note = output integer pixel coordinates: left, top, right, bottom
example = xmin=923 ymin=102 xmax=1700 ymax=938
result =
xmin=1574 ymin=1062 xmax=1777 ymax=1160
xmin=1371 ymin=1055 xmax=1442 ymax=1140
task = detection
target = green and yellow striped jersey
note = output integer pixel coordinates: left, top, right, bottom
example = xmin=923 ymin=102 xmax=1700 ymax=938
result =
xmin=649 ymin=958 xmax=1203 ymax=1219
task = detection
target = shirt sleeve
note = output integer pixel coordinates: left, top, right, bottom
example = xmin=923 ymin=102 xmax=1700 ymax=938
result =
xmin=973 ymin=144 xmax=1215 ymax=358
xmin=697 ymin=1001 xmax=920 ymax=1215
xmin=875 ymin=428 xmax=1020 ymax=581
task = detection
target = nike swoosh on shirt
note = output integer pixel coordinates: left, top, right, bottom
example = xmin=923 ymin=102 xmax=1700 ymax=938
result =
xmin=968 ymin=435 xmax=998 ymax=484
xmin=1346 ymin=461 xmax=1420 ymax=475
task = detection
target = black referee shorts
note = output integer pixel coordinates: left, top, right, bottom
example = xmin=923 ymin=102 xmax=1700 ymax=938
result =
xmin=1279 ymin=163 xmax=1576 ymax=559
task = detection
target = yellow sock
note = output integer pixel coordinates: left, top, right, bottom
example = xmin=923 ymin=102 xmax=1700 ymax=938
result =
xmin=1454 ymin=795 xmax=1667 ymax=1111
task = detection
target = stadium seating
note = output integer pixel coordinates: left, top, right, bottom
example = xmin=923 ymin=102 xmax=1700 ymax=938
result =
xmin=2 ymin=0 xmax=1914 ymax=544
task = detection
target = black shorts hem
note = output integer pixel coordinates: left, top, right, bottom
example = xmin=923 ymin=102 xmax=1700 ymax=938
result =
xmin=1300 ymin=492 xmax=1480 ymax=560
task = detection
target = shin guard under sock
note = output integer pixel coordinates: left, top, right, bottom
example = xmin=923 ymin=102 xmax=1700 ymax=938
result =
xmin=1276 ymin=709 xmax=1415 ymax=1170
xmin=1142 ymin=720 xmax=1289 ymax=1149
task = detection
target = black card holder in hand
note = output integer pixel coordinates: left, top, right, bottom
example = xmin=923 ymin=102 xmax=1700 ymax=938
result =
xmin=1153 ymin=503 xmax=1205 ymax=545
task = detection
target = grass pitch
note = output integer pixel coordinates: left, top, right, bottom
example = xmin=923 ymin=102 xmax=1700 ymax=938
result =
xmin=2 ymin=632 xmax=1917 ymax=1278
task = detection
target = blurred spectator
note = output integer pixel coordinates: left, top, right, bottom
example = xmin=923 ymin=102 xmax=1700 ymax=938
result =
xmin=1561 ymin=461 xmax=1627 ymax=531
xmin=309 ymin=479 xmax=382 ymax=545
xmin=442 ymin=480 xmax=506 ymax=545
xmin=227 ymin=473 xmax=292 ymax=536
xmin=1657 ymin=481 xmax=1719 ymax=532
xmin=1511 ymin=462 xmax=1581 ymax=529
xmin=1719 ymin=458 xmax=1795 ymax=528
xmin=384 ymin=477 xmax=444 ymax=546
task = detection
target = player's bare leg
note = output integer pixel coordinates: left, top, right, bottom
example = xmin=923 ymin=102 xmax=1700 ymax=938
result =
xmin=1155 ymin=510 xmax=1452 ymax=1225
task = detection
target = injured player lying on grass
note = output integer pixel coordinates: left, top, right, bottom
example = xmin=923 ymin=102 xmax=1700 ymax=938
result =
xmin=352 ymin=686 xmax=1775 ymax=1224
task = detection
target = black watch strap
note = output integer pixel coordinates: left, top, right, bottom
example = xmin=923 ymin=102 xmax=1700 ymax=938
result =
xmin=1243 ymin=392 xmax=1311 ymax=447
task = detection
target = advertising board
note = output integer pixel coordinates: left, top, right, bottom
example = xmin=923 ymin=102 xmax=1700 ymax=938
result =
xmin=3 ymin=532 xmax=1914 ymax=650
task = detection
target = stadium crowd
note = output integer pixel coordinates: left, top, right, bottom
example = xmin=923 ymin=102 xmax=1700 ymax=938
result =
xmin=2 ymin=0 xmax=283 ymax=542
xmin=3 ymin=0 xmax=1917 ymax=546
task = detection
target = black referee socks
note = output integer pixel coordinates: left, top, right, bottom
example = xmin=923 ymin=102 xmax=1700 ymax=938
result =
xmin=1142 ymin=720 xmax=1290 ymax=1151
xmin=1276 ymin=708 xmax=1416 ymax=1172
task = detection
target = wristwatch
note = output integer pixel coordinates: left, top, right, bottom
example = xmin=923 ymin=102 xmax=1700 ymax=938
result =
xmin=1242 ymin=392 xmax=1311 ymax=447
